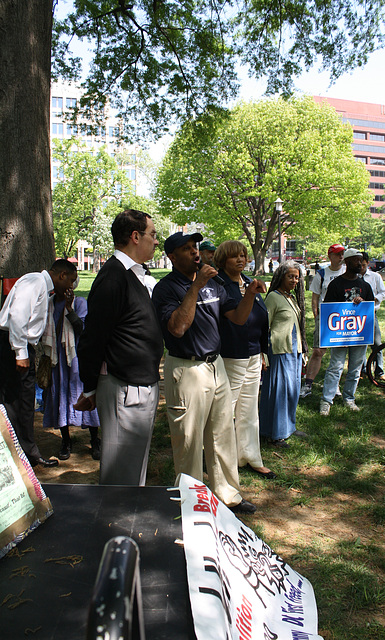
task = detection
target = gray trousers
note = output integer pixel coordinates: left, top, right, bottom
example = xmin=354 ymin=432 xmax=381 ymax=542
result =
xmin=96 ymin=373 xmax=159 ymax=486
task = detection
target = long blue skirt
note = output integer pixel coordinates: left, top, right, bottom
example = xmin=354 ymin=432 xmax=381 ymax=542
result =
xmin=259 ymin=326 xmax=302 ymax=441
xmin=43 ymin=298 xmax=99 ymax=430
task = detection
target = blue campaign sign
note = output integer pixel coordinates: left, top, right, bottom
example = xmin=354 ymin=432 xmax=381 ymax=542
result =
xmin=319 ymin=301 xmax=375 ymax=348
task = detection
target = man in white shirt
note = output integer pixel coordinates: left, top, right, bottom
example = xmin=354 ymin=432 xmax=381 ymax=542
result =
xmin=300 ymin=243 xmax=345 ymax=397
xmin=360 ymin=252 xmax=385 ymax=380
xmin=0 ymin=259 xmax=78 ymax=466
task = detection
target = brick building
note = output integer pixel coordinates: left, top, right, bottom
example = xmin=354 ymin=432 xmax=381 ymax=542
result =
xmin=314 ymin=96 xmax=385 ymax=217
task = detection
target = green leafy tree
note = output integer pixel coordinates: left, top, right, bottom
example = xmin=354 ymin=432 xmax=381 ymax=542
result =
xmin=52 ymin=1 xmax=385 ymax=138
xmin=156 ymin=97 xmax=373 ymax=273
xmin=349 ymin=217 xmax=385 ymax=258
xmin=52 ymin=138 xmax=133 ymax=265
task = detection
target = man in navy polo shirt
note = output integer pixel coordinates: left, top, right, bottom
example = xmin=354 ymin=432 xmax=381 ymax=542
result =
xmin=152 ymin=232 xmax=265 ymax=514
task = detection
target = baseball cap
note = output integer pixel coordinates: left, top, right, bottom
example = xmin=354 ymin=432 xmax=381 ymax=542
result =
xmin=200 ymin=240 xmax=216 ymax=251
xmin=328 ymin=243 xmax=345 ymax=254
xmin=343 ymin=248 xmax=363 ymax=261
xmin=164 ymin=231 xmax=203 ymax=255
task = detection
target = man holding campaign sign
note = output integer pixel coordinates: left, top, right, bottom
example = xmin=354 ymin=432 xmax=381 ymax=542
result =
xmin=319 ymin=249 xmax=375 ymax=416
xmin=300 ymin=243 xmax=345 ymax=398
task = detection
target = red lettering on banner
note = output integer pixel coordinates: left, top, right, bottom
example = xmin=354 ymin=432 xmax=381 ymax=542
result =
xmin=194 ymin=503 xmax=210 ymax=512
xmin=190 ymin=483 xmax=213 ymax=513
xmin=236 ymin=594 xmax=253 ymax=639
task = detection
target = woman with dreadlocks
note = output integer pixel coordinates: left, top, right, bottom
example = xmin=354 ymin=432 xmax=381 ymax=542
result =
xmin=259 ymin=260 xmax=308 ymax=447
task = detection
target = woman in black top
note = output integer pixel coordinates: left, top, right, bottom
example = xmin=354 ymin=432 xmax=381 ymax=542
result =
xmin=216 ymin=240 xmax=276 ymax=479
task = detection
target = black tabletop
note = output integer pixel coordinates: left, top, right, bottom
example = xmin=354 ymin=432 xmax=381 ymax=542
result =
xmin=0 ymin=484 xmax=196 ymax=640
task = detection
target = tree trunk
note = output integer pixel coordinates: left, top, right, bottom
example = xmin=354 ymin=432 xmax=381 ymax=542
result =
xmin=252 ymin=246 xmax=266 ymax=275
xmin=0 ymin=0 xmax=55 ymax=278
xmin=93 ymin=248 xmax=100 ymax=273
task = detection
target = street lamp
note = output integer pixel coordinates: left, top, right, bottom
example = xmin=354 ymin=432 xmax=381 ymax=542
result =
xmin=275 ymin=197 xmax=283 ymax=263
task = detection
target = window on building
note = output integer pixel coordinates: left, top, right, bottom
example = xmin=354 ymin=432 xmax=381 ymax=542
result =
xmin=355 ymin=156 xmax=367 ymax=163
xmin=52 ymin=97 xmax=63 ymax=109
xmin=67 ymin=124 xmax=78 ymax=136
xmin=370 ymin=170 xmax=385 ymax=177
xmin=369 ymin=182 xmax=385 ymax=190
xmin=370 ymin=158 xmax=385 ymax=165
xmin=109 ymin=126 xmax=119 ymax=137
xmin=285 ymin=240 xmax=298 ymax=257
xmin=353 ymin=131 xmax=366 ymax=140
xmin=52 ymin=123 xmax=63 ymax=136
xmin=66 ymin=97 xmax=77 ymax=109
xmin=374 ymin=194 xmax=385 ymax=201
xmin=370 ymin=133 xmax=385 ymax=142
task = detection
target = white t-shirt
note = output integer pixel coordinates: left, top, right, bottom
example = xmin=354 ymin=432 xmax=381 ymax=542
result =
xmin=362 ymin=268 xmax=385 ymax=311
xmin=310 ymin=264 xmax=346 ymax=306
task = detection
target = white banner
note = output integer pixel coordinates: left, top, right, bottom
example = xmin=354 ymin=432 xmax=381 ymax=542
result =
xmin=179 ymin=474 xmax=323 ymax=640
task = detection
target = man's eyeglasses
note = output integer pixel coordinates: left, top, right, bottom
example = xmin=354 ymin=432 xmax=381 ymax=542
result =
xmin=138 ymin=231 xmax=157 ymax=239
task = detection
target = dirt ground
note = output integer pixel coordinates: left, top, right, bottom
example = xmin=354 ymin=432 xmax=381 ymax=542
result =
xmin=32 ymin=410 xmax=101 ymax=485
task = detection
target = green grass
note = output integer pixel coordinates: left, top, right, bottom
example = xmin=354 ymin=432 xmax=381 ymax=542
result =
xmin=75 ymin=268 xmax=170 ymax=298
xmin=75 ymin=268 xmax=385 ymax=639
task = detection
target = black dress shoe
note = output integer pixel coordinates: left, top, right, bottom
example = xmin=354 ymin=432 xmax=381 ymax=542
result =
xmin=90 ymin=437 xmax=101 ymax=461
xmin=230 ymin=499 xmax=257 ymax=514
xmin=58 ymin=440 xmax=72 ymax=460
xmin=31 ymin=457 xmax=59 ymax=468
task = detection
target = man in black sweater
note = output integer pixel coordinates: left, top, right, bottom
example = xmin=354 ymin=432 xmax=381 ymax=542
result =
xmin=75 ymin=210 xmax=163 ymax=485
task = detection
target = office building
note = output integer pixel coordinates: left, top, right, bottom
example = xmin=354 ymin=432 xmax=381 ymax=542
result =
xmin=314 ymin=96 xmax=385 ymax=217
xmin=50 ymin=81 xmax=138 ymax=191
xmin=50 ymin=81 xmax=140 ymax=268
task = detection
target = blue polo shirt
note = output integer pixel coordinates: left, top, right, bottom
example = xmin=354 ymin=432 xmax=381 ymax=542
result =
xmin=152 ymin=268 xmax=237 ymax=358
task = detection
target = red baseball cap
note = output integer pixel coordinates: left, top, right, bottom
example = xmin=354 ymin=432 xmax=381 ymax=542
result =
xmin=328 ymin=243 xmax=345 ymax=254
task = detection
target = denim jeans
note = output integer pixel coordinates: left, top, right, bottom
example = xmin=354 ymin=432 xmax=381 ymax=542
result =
xmin=363 ymin=314 xmax=384 ymax=375
xmin=322 ymin=345 xmax=367 ymax=404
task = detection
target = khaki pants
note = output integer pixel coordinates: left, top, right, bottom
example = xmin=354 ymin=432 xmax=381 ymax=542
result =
xmin=164 ymin=354 xmax=242 ymax=507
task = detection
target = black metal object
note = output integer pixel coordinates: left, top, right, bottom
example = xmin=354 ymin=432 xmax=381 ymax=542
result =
xmin=366 ymin=342 xmax=385 ymax=388
xmin=0 ymin=485 xmax=196 ymax=640
xmin=87 ymin=536 xmax=145 ymax=640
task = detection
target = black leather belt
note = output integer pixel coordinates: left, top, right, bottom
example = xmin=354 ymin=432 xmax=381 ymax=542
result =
xmin=169 ymin=353 xmax=219 ymax=363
